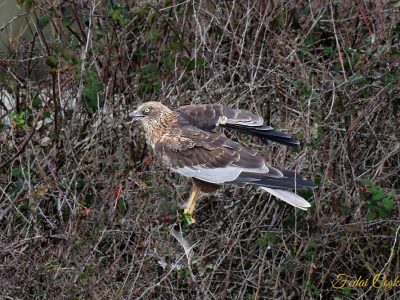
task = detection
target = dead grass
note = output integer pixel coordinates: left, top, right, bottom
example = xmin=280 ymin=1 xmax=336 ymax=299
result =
xmin=0 ymin=0 xmax=399 ymax=299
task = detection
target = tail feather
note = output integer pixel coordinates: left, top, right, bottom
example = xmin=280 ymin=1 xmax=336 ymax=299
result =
xmin=234 ymin=170 xmax=316 ymax=190
xmin=261 ymin=187 xmax=311 ymax=210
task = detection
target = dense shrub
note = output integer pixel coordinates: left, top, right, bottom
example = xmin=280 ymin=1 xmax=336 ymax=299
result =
xmin=0 ymin=1 xmax=399 ymax=298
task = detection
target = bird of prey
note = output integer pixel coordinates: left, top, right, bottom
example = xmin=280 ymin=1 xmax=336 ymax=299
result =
xmin=130 ymin=101 xmax=315 ymax=223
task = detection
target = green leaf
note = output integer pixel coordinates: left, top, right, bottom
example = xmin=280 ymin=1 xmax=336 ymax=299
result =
xmin=377 ymin=207 xmax=391 ymax=219
xmin=323 ymin=46 xmax=333 ymax=57
xmin=109 ymin=6 xmax=126 ymax=25
xmin=118 ymin=197 xmax=127 ymax=213
xmin=371 ymin=189 xmax=384 ymax=201
xmin=8 ymin=111 xmax=27 ymax=128
xmin=186 ymin=59 xmax=196 ymax=72
xmin=69 ymin=34 xmax=80 ymax=49
xmin=38 ymin=15 xmax=50 ymax=29
xmin=179 ymin=267 xmax=190 ymax=277
xmin=71 ymin=56 xmax=81 ymax=65
xmin=292 ymin=79 xmax=312 ymax=96
xmin=164 ymin=54 xmax=175 ymax=71
xmin=343 ymin=286 xmax=352 ymax=296
xmin=170 ymin=39 xmax=184 ymax=51
xmin=37 ymin=288 xmax=46 ymax=297
xmin=181 ymin=56 xmax=191 ymax=67
xmin=82 ymin=69 xmax=103 ymax=112
xmin=19 ymin=0 xmax=36 ymax=9
xmin=46 ymin=56 xmax=58 ymax=69
xmin=303 ymin=34 xmax=318 ymax=47
xmin=382 ymin=198 xmax=394 ymax=210
xmin=11 ymin=167 xmax=21 ymax=177
xmin=257 ymin=233 xmax=280 ymax=247
xmin=365 ymin=203 xmax=376 ymax=210
xmin=7 ymin=181 xmax=25 ymax=197
xmin=381 ymin=73 xmax=397 ymax=85
xmin=32 ymin=97 xmax=42 ymax=108
xmin=195 ymin=57 xmax=205 ymax=69
xmin=8 ymin=111 xmax=16 ymax=120
xmin=140 ymin=64 xmax=161 ymax=94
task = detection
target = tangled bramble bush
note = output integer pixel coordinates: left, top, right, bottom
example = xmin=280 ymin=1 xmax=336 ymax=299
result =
xmin=0 ymin=0 xmax=399 ymax=299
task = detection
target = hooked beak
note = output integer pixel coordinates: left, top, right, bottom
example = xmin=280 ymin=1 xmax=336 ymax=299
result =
xmin=128 ymin=109 xmax=145 ymax=121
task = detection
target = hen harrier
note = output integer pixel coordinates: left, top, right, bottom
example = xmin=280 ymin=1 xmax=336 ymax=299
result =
xmin=130 ymin=102 xmax=315 ymax=223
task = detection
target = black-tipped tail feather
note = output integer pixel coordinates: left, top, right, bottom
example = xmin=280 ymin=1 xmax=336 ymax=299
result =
xmin=233 ymin=170 xmax=316 ymax=190
xmin=231 ymin=169 xmax=316 ymax=210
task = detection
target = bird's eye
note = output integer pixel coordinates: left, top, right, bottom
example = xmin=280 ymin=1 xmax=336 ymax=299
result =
xmin=143 ymin=108 xmax=151 ymax=115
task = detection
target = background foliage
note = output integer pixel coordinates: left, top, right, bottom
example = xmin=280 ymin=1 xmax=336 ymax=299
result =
xmin=0 ymin=0 xmax=399 ymax=299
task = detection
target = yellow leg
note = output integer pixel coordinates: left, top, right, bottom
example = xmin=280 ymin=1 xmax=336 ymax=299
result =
xmin=183 ymin=185 xmax=201 ymax=224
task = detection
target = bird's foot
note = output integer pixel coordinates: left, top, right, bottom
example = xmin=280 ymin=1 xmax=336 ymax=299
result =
xmin=182 ymin=208 xmax=196 ymax=226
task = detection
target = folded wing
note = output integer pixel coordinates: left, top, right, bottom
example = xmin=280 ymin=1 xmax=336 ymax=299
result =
xmin=176 ymin=104 xmax=300 ymax=147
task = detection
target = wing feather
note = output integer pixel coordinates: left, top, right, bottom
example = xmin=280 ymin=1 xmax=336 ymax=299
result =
xmin=176 ymin=104 xmax=299 ymax=147
xmin=155 ymin=126 xmax=267 ymax=182
xmin=176 ymin=104 xmax=263 ymax=131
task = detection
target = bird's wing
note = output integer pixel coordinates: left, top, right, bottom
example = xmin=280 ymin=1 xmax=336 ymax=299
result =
xmin=175 ymin=104 xmax=300 ymax=147
xmin=154 ymin=127 xmax=313 ymax=209
xmin=154 ymin=126 xmax=274 ymax=184
xmin=176 ymin=104 xmax=264 ymax=130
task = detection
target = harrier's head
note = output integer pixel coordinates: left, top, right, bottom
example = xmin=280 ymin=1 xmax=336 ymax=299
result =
xmin=129 ymin=101 xmax=177 ymax=142
xmin=129 ymin=101 xmax=171 ymax=122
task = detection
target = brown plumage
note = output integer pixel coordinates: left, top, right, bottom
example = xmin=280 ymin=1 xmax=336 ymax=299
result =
xmin=130 ymin=101 xmax=316 ymax=222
